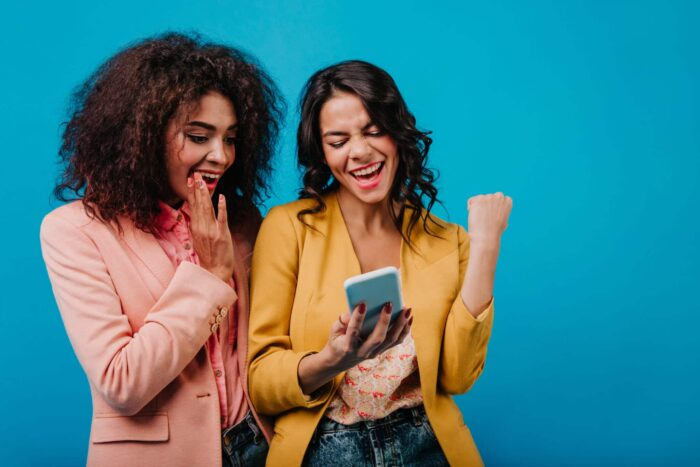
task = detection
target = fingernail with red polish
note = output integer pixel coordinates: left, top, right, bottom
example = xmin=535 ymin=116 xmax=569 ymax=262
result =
xmin=359 ymin=303 xmax=366 ymax=314
xmin=405 ymin=307 xmax=412 ymax=318
xmin=385 ymin=302 xmax=392 ymax=314
xmin=408 ymin=316 xmax=413 ymax=325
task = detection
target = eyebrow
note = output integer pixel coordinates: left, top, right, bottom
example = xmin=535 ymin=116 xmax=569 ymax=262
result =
xmin=322 ymin=121 xmax=375 ymax=138
xmin=186 ymin=121 xmax=238 ymax=131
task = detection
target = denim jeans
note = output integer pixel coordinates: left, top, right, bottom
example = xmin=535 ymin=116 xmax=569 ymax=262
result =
xmin=222 ymin=411 xmax=268 ymax=467
xmin=303 ymin=406 xmax=449 ymax=467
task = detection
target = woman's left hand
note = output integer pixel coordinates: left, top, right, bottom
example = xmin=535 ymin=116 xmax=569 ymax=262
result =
xmin=467 ymin=192 xmax=512 ymax=247
xmin=460 ymin=192 xmax=512 ymax=316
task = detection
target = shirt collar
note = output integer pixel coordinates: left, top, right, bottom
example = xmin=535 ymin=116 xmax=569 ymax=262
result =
xmin=156 ymin=201 xmax=191 ymax=232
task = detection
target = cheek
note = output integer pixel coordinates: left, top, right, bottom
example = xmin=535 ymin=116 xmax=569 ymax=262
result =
xmin=323 ymin=149 xmax=345 ymax=175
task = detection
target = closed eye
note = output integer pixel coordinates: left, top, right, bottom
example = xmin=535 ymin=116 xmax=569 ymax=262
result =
xmin=224 ymin=136 xmax=237 ymax=146
xmin=187 ymin=134 xmax=208 ymax=144
xmin=365 ymin=126 xmax=384 ymax=137
xmin=328 ymin=140 xmax=347 ymax=148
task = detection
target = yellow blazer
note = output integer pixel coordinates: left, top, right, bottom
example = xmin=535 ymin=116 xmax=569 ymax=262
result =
xmin=248 ymin=193 xmax=494 ymax=466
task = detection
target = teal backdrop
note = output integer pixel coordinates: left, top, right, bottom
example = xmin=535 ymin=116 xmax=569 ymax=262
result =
xmin=1 ymin=1 xmax=698 ymax=465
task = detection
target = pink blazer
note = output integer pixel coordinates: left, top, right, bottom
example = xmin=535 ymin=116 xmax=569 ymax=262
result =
xmin=40 ymin=201 xmax=272 ymax=467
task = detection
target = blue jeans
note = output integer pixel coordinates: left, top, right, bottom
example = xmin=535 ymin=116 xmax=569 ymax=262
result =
xmin=303 ymin=406 xmax=449 ymax=466
xmin=222 ymin=411 xmax=268 ymax=467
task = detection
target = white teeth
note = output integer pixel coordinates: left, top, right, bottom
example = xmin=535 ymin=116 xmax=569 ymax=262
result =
xmin=197 ymin=172 xmax=221 ymax=180
xmin=351 ymin=162 xmax=382 ymax=177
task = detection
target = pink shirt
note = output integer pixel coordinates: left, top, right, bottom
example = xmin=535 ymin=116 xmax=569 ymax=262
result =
xmin=154 ymin=202 xmax=248 ymax=428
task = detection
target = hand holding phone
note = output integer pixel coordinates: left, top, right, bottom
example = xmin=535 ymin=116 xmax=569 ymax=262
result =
xmin=344 ymin=266 xmax=404 ymax=338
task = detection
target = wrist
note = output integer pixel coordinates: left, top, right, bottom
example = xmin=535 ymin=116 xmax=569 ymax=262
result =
xmin=468 ymin=233 xmax=501 ymax=253
xmin=317 ymin=346 xmax=345 ymax=374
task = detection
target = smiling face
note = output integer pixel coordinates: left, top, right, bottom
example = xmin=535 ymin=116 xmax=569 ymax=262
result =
xmin=164 ymin=91 xmax=238 ymax=206
xmin=319 ymin=91 xmax=399 ymax=206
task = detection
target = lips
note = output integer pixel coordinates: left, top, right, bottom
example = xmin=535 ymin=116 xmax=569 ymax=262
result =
xmin=190 ymin=170 xmax=222 ymax=191
xmin=349 ymin=161 xmax=384 ymax=189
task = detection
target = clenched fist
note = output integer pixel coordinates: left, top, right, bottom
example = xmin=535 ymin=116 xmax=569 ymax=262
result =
xmin=467 ymin=192 xmax=512 ymax=246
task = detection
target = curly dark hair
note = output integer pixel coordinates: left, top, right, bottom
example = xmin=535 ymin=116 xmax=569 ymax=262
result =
xmin=55 ymin=32 xmax=285 ymax=231
xmin=296 ymin=60 xmax=442 ymax=243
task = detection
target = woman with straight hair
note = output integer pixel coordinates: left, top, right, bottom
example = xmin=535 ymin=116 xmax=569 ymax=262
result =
xmin=41 ymin=32 xmax=283 ymax=466
xmin=248 ymin=60 xmax=511 ymax=466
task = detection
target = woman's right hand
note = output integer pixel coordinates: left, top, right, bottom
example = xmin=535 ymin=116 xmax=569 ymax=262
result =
xmin=327 ymin=303 xmax=412 ymax=370
xmin=297 ymin=303 xmax=413 ymax=395
xmin=187 ymin=172 xmax=235 ymax=284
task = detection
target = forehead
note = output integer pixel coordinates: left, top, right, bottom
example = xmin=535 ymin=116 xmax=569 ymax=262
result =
xmin=319 ymin=92 xmax=370 ymax=131
xmin=184 ymin=91 xmax=238 ymax=124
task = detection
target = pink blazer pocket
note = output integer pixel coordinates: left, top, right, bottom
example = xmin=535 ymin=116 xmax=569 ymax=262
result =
xmin=91 ymin=413 xmax=169 ymax=443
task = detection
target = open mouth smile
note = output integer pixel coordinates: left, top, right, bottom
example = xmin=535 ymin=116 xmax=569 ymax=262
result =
xmin=190 ymin=170 xmax=222 ymax=191
xmin=348 ymin=161 xmax=385 ymax=189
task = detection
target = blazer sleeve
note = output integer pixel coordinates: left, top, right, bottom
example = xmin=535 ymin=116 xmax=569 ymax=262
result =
xmin=247 ymin=206 xmax=334 ymax=416
xmin=438 ymin=225 xmax=495 ymax=395
xmin=40 ymin=212 xmax=237 ymax=416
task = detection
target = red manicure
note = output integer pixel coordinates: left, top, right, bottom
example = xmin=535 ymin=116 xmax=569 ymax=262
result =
xmin=385 ymin=302 xmax=393 ymax=314
xmin=358 ymin=303 xmax=366 ymax=314
xmin=404 ymin=308 xmax=412 ymax=318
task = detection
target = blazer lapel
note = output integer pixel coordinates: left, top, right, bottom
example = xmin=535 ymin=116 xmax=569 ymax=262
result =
xmin=400 ymin=209 xmax=461 ymax=380
xmin=119 ymin=219 xmax=175 ymax=296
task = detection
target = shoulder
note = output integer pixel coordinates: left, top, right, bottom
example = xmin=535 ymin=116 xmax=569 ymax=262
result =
xmin=40 ymin=200 xmax=101 ymax=239
xmin=408 ymin=208 xmax=465 ymax=247
xmin=40 ymin=200 xmax=135 ymax=243
xmin=262 ymin=196 xmax=327 ymax=231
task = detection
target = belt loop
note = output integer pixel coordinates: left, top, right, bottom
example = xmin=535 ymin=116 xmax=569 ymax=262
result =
xmin=247 ymin=413 xmax=262 ymax=444
xmin=411 ymin=407 xmax=423 ymax=427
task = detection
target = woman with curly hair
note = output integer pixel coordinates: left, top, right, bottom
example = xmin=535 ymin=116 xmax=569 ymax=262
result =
xmin=248 ymin=60 xmax=512 ymax=466
xmin=40 ymin=32 xmax=283 ymax=466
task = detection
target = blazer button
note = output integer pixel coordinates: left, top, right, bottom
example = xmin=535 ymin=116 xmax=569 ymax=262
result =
xmin=210 ymin=322 xmax=219 ymax=333
xmin=215 ymin=314 xmax=223 ymax=325
xmin=219 ymin=306 xmax=228 ymax=318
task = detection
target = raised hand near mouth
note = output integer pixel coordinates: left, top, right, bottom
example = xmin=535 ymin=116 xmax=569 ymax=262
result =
xmin=186 ymin=172 xmax=235 ymax=284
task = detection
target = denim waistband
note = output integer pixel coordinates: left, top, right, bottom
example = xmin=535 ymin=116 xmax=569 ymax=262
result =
xmin=317 ymin=405 xmax=428 ymax=433
xmin=222 ymin=411 xmax=262 ymax=450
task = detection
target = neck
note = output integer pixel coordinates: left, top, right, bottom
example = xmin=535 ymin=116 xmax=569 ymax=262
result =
xmin=336 ymin=188 xmax=398 ymax=234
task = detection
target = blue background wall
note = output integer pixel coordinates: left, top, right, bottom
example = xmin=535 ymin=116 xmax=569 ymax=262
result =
xmin=1 ymin=1 xmax=698 ymax=465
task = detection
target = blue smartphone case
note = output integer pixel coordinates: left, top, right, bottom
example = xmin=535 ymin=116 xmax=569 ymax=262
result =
xmin=344 ymin=266 xmax=404 ymax=338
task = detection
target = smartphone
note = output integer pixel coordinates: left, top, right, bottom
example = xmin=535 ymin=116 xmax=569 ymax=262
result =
xmin=344 ymin=266 xmax=404 ymax=338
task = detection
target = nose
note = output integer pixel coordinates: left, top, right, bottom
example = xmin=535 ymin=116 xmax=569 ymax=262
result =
xmin=348 ymin=135 xmax=372 ymax=161
xmin=206 ymin=140 xmax=233 ymax=167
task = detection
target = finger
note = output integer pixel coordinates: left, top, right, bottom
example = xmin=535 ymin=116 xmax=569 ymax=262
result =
xmin=386 ymin=307 xmax=411 ymax=344
xmin=186 ymin=176 xmax=196 ymax=208
xmin=359 ymin=302 xmax=393 ymax=355
xmin=345 ymin=303 xmax=367 ymax=340
xmin=195 ymin=173 xmax=216 ymax=220
xmin=217 ymin=194 xmax=230 ymax=231
xmin=329 ymin=314 xmax=347 ymax=338
xmin=186 ymin=176 xmax=203 ymax=235
xmin=375 ymin=307 xmax=411 ymax=354
xmin=396 ymin=315 xmax=412 ymax=343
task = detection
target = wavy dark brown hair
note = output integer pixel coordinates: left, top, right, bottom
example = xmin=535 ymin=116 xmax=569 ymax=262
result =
xmin=296 ymin=60 xmax=442 ymax=243
xmin=56 ymin=32 xmax=284 ymax=231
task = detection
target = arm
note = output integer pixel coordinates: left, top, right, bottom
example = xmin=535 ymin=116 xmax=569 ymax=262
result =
xmin=247 ymin=207 xmax=412 ymax=414
xmin=40 ymin=213 xmax=236 ymax=415
xmin=247 ymin=207 xmax=331 ymax=415
xmin=438 ymin=193 xmax=511 ymax=394
xmin=438 ymin=226 xmax=495 ymax=394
